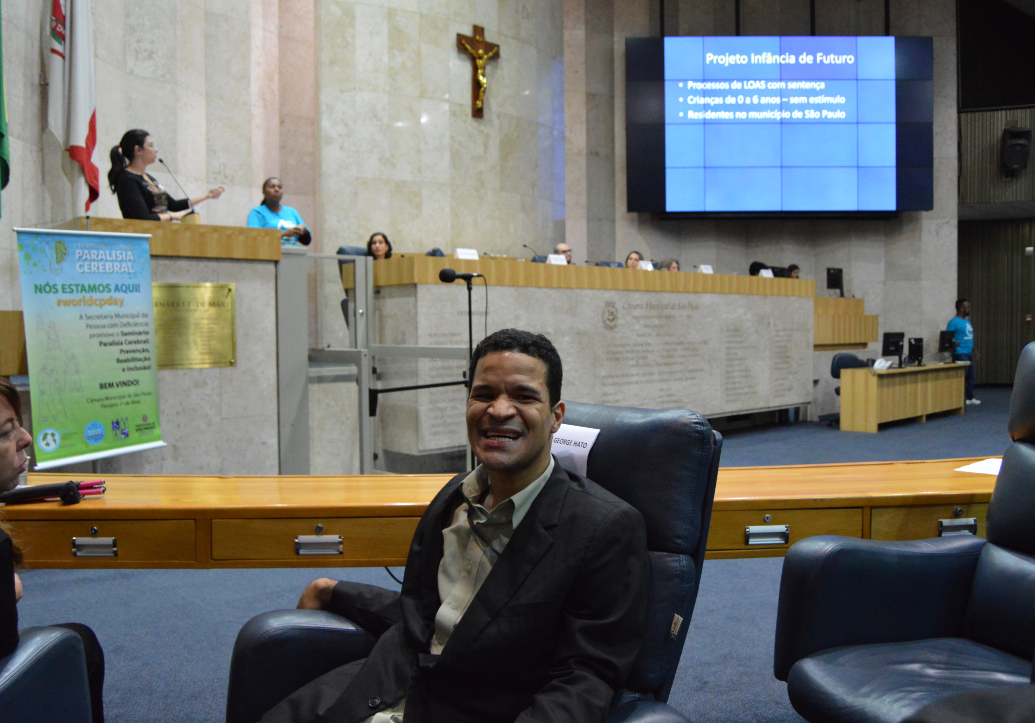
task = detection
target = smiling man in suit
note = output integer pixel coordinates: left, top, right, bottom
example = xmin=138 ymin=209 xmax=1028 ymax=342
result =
xmin=265 ymin=328 xmax=650 ymax=723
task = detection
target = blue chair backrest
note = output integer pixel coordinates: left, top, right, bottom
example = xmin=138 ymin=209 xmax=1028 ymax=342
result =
xmin=963 ymin=342 xmax=1035 ymax=665
xmin=831 ymin=353 xmax=868 ymax=379
xmin=336 ymin=246 xmax=368 ymax=257
xmin=426 ymin=248 xmax=445 ymax=257
xmin=561 ymin=401 xmax=722 ymax=702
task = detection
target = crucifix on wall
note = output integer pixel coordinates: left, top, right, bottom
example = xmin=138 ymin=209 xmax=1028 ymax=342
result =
xmin=457 ymin=25 xmax=499 ymax=118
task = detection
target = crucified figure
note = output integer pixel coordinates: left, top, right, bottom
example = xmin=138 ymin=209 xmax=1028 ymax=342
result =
xmin=461 ymin=39 xmax=499 ymax=110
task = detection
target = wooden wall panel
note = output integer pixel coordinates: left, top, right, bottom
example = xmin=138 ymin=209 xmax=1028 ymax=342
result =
xmin=960 ymin=109 xmax=1035 ymax=205
xmin=958 ymin=220 xmax=1035 ymax=384
xmin=56 ymin=218 xmax=282 ymax=261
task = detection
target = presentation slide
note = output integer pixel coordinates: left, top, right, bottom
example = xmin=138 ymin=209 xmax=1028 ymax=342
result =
xmin=663 ymin=36 xmax=896 ymax=212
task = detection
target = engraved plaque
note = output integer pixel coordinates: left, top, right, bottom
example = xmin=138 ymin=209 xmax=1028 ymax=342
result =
xmin=153 ymin=283 xmax=236 ymax=369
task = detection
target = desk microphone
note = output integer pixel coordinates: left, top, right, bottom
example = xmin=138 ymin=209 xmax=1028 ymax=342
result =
xmin=522 ymin=243 xmax=540 ymax=258
xmin=158 ymin=158 xmax=195 ymax=214
xmin=439 ymin=268 xmax=484 ymax=283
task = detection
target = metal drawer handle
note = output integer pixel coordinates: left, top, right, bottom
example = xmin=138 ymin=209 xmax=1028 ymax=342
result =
xmin=295 ymin=535 xmax=344 ymax=556
xmin=72 ymin=537 xmax=118 ymax=557
xmin=745 ymin=525 xmax=790 ymax=546
xmin=939 ymin=518 xmax=978 ymax=537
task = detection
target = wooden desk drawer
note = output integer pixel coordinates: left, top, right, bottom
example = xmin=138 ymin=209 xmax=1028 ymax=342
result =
xmin=12 ymin=520 xmax=196 ymax=562
xmin=707 ymin=508 xmax=863 ymax=551
xmin=871 ymin=503 xmax=989 ymax=541
xmin=212 ymin=517 xmax=420 ymax=562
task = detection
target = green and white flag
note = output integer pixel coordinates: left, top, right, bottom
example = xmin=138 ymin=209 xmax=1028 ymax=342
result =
xmin=16 ymin=229 xmax=164 ymax=469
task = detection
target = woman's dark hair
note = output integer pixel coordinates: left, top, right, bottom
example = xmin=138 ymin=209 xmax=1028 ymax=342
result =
xmin=108 ymin=129 xmax=150 ymax=192
xmin=749 ymin=261 xmax=769 ymax=276
xmin=0 ymin=378 xmax=25 ymax=564
xmin=367 ymin=232 xmax=393 ymax=259
xmin=260 ymin=177 xmax=279 ymax=207
xmin=469 ymin=329 xmax=563 ymax=407
xmin=787 ymin=264 xmax=799 ymax=275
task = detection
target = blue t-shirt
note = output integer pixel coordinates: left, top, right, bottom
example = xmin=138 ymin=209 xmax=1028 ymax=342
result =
xmin=946 ymin=316 xmax=974 ymax=354
xmin=247 ymin=204 xmax=307 ymax=246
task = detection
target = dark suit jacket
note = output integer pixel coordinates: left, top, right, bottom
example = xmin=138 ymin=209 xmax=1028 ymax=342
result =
xmin=266 ymin=461 xmax=650 ymax=723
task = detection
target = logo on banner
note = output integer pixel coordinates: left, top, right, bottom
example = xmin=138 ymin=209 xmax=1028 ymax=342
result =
xmin=37 ymin=428 xmax=61 ymax=452
xmin=83 ymin=421 xmax=106 ymax=445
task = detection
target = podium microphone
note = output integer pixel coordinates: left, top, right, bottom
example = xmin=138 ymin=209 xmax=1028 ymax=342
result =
xmin=439 ymin=268 xmax=483 ymax=283
xmin=158 ymin=158 xmax=195 ymax=215
xmin=522 ymin=243 xmax=540 ymax=258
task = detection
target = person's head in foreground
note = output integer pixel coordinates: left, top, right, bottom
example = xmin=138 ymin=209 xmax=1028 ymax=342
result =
xmin=467 ymin=329 xmax=564 ymax=487
xmin=787 ymin=264 xmax=800 ymax=279
xmin=553 ymin=243 xmax=572 ymax=264
xmin=0 ymin=378 xmax=31 ymax=493
xmin=367 ymin=232 xmax=393 ymax=260
xmin=625 ymin=251 xmax=642 ymax=269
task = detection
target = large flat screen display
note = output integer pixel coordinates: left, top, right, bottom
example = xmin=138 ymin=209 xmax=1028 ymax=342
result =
xmin=626 ymin=36 xmax=934 ymax=215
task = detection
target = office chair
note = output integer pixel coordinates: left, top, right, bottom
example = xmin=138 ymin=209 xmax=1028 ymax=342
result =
xmin=774 ymin=341 xmax=1035 ymax=723
xmin=0 ymin=627 xmax=93 ymax=723
xmin=226 ymin=402 xmax=722 ymax=723
xmin=531 ymin=254 xmax=548 ymax=263
xmin=830 ymin=353 xmax=870 ymax=397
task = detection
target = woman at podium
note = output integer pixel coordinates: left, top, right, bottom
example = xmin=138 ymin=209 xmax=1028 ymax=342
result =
xmin=248 ymin=177 xmax=312 ymax=247
xmin=108 ymin=129 xmax=224 ymax=222
xmin=366 ymin=231 xmax=393 ymax=259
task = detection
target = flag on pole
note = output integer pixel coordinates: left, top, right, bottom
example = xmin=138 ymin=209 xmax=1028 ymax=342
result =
xmin=0 ymin=2 xmax=11 ymax=218
xmin=47 ymin=0 xmax=98 ymax=213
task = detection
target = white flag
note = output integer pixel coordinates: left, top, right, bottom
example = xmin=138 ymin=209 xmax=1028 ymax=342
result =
xmin=47 ymin=0 xmax=98 ymax=212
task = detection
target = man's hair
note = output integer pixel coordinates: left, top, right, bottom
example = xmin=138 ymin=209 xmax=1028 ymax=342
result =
xmin=0 ymin=378 xmax=21 ymax=422
xmin=956 ymin=298 xmax=968 ymax=312
xmin=553 ymin=243 xmax=568 ymax=253
xmin=469 ymin=329 xmax=562 ymax=407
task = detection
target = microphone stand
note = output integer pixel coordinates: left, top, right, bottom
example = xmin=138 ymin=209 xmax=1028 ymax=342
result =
xmin=158 ymin=158 xmax=194 ymax=217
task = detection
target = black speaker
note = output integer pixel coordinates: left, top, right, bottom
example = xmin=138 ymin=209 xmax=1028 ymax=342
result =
xmin=1001 ymin=127 xmax=1032 ymax=173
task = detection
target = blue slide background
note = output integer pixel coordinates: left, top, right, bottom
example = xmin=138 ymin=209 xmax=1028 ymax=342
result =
xmin=663 ymin=36 xmax=896 ymax=212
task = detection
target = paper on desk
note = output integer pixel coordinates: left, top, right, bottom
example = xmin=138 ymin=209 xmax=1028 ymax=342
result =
xmin=551 ymin=424 xmax=600 ymax=477
xmin=954 ymin=458 xmax=1002 ymax=475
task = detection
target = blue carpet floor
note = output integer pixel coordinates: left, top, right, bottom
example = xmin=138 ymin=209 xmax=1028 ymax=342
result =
xmin=15 ymin=386 xmax=1013 ymax=723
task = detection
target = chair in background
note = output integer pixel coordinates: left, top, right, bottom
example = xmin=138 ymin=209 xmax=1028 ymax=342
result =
xmin=0 ymin=626 xmax=92 ymax=723
xmin=773 ymin=341 xmax=1035 ymax=723
xmin=226 ymin=402 xmax=722 ymax=723
xmin=531 ymin=254 xmax=548 ymax=263
xmin=830 ymin=353 xmax=869 ymax=397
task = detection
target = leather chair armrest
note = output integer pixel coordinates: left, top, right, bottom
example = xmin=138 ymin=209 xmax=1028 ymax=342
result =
xmin=0 ymin=627 xmax=91 ymax=723
xmin=608 ymin=692 xmax=692 ymax=723
xmin=773 ymin=535 xmax=987 ymax=681
xmin=226 ymin=610 xmax=378 ymax=723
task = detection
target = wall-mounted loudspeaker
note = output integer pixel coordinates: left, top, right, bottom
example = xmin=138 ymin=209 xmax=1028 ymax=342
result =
xmin=1001 ymin=127 xmax=1032 ymax=173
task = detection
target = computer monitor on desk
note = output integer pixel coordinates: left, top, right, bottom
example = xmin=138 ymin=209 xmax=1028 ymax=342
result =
xmin=826 ymin=268 xmax=844 ymax=297
xmin=883 ymin=332 xmax=905 ymax=368
xmin=907 ymin=337 xmax=924 ymax=366
xmin=938 ymin=330 xmax=955 ymax=354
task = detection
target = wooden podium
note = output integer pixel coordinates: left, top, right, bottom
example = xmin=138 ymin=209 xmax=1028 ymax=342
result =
xmin=839 ymin=363 xmax=968 ymax=433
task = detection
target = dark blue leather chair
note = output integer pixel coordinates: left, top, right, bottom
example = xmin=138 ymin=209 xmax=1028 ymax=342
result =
xmin=0 ymin=626 xmax=92 ymax=723
xmin=774 ymin=341 xmax=1035 ymax=723
xmin=226 ymin=402 xmax=722 ymax=723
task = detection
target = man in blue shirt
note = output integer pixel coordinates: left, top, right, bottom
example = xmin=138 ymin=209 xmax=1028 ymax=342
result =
xmin=947 ymin=299 xmax=979 ymax=405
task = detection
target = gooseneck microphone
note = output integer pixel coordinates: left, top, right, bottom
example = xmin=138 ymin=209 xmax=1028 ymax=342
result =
xmin=158 ymin=158 xmax=195 ymax=215
xmin=522 ymin=243 xmax=540 ymax=257
xmin=439 ymin=268 xmax=484 ymax=283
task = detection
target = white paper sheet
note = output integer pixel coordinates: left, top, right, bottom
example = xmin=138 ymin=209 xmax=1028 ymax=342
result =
xmin=954 ymin=458 xmax=1002 ymax=475
xmin=546 ymin=254 xmax=567 ymax=265
xmin=454 ymin=248 xmax=479 ymax=260
xmin=698 ymin=265 xmax=714 ymax=274
xmin=551 ymin=423 xmax=601 ymax=477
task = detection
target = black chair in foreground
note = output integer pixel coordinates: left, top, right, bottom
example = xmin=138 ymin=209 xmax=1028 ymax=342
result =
xmin=0 ymin=626 xmax=92 ymax=723
xmin=774 ymin=341 xmax=1035 ymax=723
xmin=226 ymin=402 xmax=722 ymax=723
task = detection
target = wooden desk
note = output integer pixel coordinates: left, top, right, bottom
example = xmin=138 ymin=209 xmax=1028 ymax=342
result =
xmin=839 ymin=363 xmax=968 ymax=433
xmin=6 ymin=458 xmax=995 ymax=568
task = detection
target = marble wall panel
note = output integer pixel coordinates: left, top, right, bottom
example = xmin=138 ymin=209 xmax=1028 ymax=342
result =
xmin=309 ymin=379 xmax=361 ymax=474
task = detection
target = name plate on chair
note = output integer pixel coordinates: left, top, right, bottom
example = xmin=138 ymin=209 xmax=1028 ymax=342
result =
xmin=551 ymin=424 xmax=600 ymax=477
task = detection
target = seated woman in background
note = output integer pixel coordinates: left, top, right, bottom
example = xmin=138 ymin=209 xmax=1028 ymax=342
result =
xmin=367 ymin=232 xmax=393 ymax=260
xmin=787 ymin=264 xmax=800 ymax=279
xmin=661 ymin=259 xmax=680 ymax=271
xmin=247 ymin=177 xmax=312 ymax=247
xmin=625 ymin=250 xmax=642 ymax=269
xmin=108 ymin=129 xmax=223 ymax=222
xmin=0 ymin=378 xmax=106 ymax=722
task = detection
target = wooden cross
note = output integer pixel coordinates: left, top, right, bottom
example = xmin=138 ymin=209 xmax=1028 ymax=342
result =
xmin=457 ymin=25 xmax=500 ymax=118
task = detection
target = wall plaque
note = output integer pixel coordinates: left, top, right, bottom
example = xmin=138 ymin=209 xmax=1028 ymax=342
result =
xmin=153 ymin=283 xmax=236 ymax=369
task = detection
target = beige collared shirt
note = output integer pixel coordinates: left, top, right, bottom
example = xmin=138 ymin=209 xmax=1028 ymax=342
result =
xmin=365 ymin=458 xmax=555 ymax=722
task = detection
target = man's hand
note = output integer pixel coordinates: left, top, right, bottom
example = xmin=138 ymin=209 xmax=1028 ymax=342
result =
xmin=283 ymin=225 xmax=305 ymax=237
xmin=297 ymin=578 xmax=337 ymax=610
xmin=13 ymin=573 xmax=22 ymax=603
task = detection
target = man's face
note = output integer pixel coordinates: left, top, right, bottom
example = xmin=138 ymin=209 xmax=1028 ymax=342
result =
xmin=0 ymin=396 xmax=31 ymax=493
xmin=556 ymin=244 xmax=572 ymax=264
xmin=466 ymin=351 xmax=564 ymax=480
xmin=961 ymin=301 xmax=971 ymax=317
